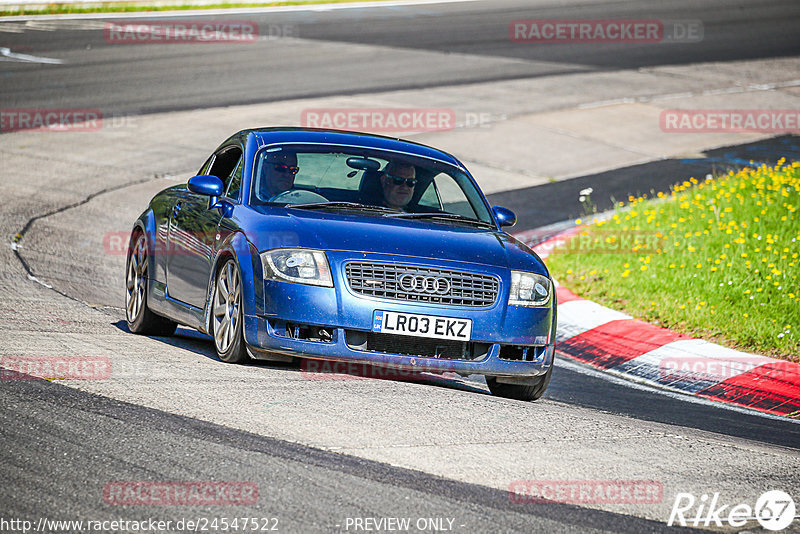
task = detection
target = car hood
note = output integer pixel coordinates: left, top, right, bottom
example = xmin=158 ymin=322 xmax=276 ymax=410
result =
xmin=245 ymin=208 xmax=547 ymax=275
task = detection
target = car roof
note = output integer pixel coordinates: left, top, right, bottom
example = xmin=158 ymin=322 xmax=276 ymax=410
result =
xmin=242 ymin=127 xmax=464 ymax=169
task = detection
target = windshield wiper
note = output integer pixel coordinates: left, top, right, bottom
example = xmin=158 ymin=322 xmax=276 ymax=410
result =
xmin=289 ymin=202 xmax=401 ymax=213
xmin=386 ymin=212 xmax=495 ymax=228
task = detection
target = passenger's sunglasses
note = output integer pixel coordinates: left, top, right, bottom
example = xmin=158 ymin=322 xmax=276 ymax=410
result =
xmin=272 ymin=163 xmax=300 ymax=175
xmin=386 ymin=174 xmax=417 ymax=187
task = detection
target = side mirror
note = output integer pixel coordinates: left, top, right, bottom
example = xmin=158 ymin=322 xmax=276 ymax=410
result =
xmin=492 ymin=206 xmax=517 ymax=228
xmin=188 ymin=175 xmax=224 ymax=197
xmin=188 ymin=175 xmax=224 ymax=210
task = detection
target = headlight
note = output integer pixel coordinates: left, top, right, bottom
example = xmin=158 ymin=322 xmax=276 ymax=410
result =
xmin=509 ymin=270 xmax=551 ymax=307
xmin=261 ymin=249 xmax=333 ymax=287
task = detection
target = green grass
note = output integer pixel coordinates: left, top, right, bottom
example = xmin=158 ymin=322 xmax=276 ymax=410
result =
xmin=0 ymin=0 xmax=376 ymax=16
xmin=546 ymin=160 xmax=800 ymax=361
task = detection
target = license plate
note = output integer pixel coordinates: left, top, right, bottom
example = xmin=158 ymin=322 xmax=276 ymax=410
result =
xmin=372 ymin=311 xmax=472 ymax=341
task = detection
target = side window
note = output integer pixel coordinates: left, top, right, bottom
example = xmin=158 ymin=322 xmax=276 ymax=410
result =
xmin=418 ymin=181 xmax=443 ymax=210
xmin=207 ymin=146 xmax=243 ymax=192
xmin=199 ymin=155 xmax=214 ymax=176
xmin=423 ymin=173 xmax=476 ymax=218
xmin=225 ymin=157 xmax=243 ymax=201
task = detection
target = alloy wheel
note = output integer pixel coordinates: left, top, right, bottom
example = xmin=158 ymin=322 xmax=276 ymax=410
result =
xmin=213 ymin=260 xmax=241 ymax=354
xmin=126 ymin=234 xmax=148 ymax=322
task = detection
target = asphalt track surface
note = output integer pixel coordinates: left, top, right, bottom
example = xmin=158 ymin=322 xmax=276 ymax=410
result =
xmin=0 ymin=0 xmax=798 ymax=114
xmin=2 ymin=1 xmax=800 ymax=532
xmin=1 ymin=377 xmax=694 ymax=533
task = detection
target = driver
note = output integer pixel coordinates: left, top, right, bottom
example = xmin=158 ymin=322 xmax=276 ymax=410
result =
xmin=261 ymin=151 xmax=299 ymax=199
xmin=379 ymin=162 xmax=417 ymax=210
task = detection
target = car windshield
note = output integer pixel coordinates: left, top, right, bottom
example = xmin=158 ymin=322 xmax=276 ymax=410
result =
xmin=250 ymin=144 xmax=493 ymax=224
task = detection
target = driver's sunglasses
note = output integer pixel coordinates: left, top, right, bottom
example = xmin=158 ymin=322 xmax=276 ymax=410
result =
xmin=386 ymin=174 xmax=417 ymax=187
xmin=272 ymin=163 xmax=300 ymax=175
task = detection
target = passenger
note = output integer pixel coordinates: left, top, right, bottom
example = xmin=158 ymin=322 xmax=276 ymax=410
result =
xmin=261 ymin=152 xmax=299 ymax=199
xmin=379 ymin=162 xmax=417 ymax=210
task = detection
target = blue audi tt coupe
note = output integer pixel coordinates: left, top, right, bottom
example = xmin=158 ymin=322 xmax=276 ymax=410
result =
xmin=125 ymin=128 xmax=556 ymax=400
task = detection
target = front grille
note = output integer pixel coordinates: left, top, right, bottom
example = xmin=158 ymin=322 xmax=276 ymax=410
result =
xmin=345 ymin=262 xmax=499 ymax=307
xmin=345 ymin=330 xmax=489 ymax=361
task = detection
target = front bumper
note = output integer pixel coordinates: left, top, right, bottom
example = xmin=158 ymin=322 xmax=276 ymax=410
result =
xmin=245 ymin=314 xmax=555 ymax=377
xmin=244 ymin=252 xmax=556 ymax=377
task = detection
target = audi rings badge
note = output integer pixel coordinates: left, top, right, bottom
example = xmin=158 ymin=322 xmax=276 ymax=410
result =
xmin=398 ymin=274 xmax=451 ymax=295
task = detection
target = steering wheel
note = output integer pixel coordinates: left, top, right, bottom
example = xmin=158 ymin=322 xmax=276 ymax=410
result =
xmin=268 ymin=189 xmax=328 ymax=204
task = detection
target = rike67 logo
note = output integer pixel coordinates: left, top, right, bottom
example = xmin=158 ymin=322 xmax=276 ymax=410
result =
xmin=668 ymin=490 xmax=796 ymax=530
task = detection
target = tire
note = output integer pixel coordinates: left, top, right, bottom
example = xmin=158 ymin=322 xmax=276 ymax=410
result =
xmin=211 ymin=258 xmax=249 ymax=363
xmin=486 ymin=364 xmax=553 ymax=401
xmin=125 ymin=232 xmax=177 ymax=336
